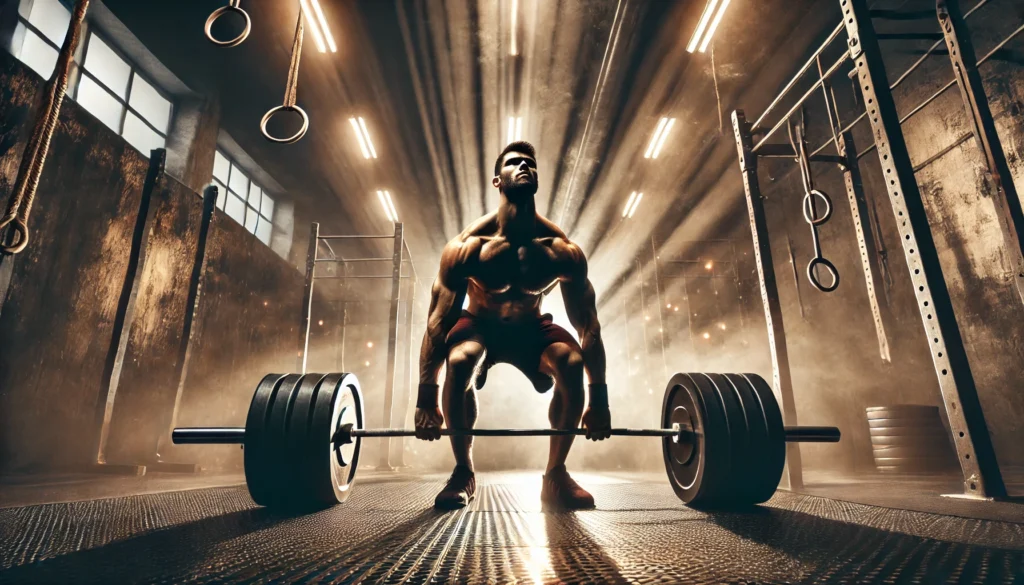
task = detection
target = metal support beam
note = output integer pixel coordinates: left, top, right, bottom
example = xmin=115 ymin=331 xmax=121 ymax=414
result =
xmin=377 ymin=222 xmax=404 ymax=471
xmin=937 ymin=0 xmax=1024 ymax=306
xmin=731 ymin=110 xmax=803 ymax=490
xmin=844 ymin=0 xmax=1005 ymax=498
xmin=298 ymin=222 xmax=318 ymax=373
xmin=840 ymin=132 xmax=892 ymax=363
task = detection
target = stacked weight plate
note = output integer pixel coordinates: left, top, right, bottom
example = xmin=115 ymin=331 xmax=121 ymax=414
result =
xmin=866 ymin=405 xmax=955 ymax=474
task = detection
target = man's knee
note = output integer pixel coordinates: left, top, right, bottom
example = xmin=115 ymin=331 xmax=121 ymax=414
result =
xmin=546 ymin=342 xmax=585 ymax=381
xmin=446 ymin=341 xmax=485 ymax=383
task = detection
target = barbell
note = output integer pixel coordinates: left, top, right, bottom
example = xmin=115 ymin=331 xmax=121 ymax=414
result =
xmin=172 ymin=371 xmax=840 ymax=510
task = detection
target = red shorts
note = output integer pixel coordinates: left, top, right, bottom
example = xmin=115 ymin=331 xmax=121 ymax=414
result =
xmin=445 ymin=311 xmax=581 ymax=393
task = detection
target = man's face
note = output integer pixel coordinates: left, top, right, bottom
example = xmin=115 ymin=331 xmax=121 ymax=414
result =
xmin=493 ymin=151 xmax=538 ymax=196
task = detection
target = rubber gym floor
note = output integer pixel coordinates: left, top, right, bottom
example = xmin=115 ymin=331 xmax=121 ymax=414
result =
xmin=0 ymin=470 xmax=1022 ymax=584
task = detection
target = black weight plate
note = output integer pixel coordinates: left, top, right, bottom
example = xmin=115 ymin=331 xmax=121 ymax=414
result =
xmin=284 ymin=373 xmax=328 ymax=507
xmin=742 ymin=373 xmax=786 ymax=502
xmin=867 ymin=418 xmax=944 ymax=429
xmin=865 ymin=406 xmax=939 ymax=420
xmin=700 ymin=374 xmax=749 ymax=507
xmin=723 ymin=373 xmax=778 ymax=505
xmin=244 ymin=373 xmax=299 ymax=507
xmin=662 ymin=373 xmax=730 ymax=508
xmin=306 ymin=372 xmax=363 ymax=505
xmin=869 ymin=434 xmax=950 ymax=447
xmin=872 ymin=446 xmax=950 ymax=458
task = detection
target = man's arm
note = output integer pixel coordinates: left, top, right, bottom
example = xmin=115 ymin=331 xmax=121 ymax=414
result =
xmin=419 ymin=241 xmax=470 ymax=386
xmin=559 ymin=243 xmax=606 ymax=387
xmin=415 ymin=240 xmax=471 ymax=440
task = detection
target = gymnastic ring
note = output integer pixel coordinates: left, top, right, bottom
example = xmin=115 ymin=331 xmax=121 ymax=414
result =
xmin=802 ymin=189 xmax=833 ymax=226
xmin=0 ymin=218 xmax=30 ymax=255
xmin=205 ymin=1 xmax=251 ymax=48
xmin=807 ymin=256 xmax=840 ymax=293
xmin=260 ymin=105 xmax=309 ymax=144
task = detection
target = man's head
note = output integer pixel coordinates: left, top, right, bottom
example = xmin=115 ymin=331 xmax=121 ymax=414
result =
xmin=492 ymin=141 xmax=538 ymax=198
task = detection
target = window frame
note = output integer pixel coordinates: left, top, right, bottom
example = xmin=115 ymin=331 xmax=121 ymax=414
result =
xmin=212 ymin=150 xmax=276 ymax=245
xmin=14 ymin=10 xmax=174 ymax=145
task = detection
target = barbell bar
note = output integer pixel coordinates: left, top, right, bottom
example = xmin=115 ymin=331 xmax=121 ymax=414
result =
xmin=171 ymin=371 xmax=842 ymax=510
xmin=172 ymin=425 xmax=841 ymax=443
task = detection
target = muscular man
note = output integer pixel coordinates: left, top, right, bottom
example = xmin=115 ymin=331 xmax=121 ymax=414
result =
xmin=415 ymin=141 xmax=611 ymax=510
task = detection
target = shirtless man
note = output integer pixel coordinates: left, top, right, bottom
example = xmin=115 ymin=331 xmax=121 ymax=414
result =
xmin=415 ymin=141 xmax=611 ymax=510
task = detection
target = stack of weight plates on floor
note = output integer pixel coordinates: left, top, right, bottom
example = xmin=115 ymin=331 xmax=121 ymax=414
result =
xmin=866 ymin=405 xmax=955 ymax=474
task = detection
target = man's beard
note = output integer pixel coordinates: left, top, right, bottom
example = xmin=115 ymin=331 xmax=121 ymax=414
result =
xmin=500 ymin=173 xmax=537 ymax=199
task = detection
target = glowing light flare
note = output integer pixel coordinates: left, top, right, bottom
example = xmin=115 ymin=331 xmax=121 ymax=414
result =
xmin=318 ymin=319 xmax=324 ymax=326
xmin=702 ymin=332 xmax=710 ymax=340
xmin=718 ymin=323 xmax=727 ymax=330
xmin=364 ymin=360 xmax=370 ymax=366
xmin=367 ymin=341 xmax=374 ymax=348
xmin=376 ymin=190 xmax=398 ymax=222
xmin=699 ymin=0 xmax=732 ymax=53
xmin=510 ymin=0 xmax=519 ymax=56
xmin=358 ymin=117 xmax=378 ymax=158
xmin=622 ymin=191 xmax=637 ymax=218
xmin=507 ymin=116 xmax=523 ymax=143
xmin=651 ymin=118 xmax=675 ymax=158
xmin=705 ymin=261 xmax=713 ymax=270
xmin=686 ymin=0 xmax=719 ymax=53
xmin=350 ymin=118 xmax=371 ymax=159
xmin=627 ymin=192 xmax=644 ymax=218
xmin=643 ymin=117 xmax=668 ymax=158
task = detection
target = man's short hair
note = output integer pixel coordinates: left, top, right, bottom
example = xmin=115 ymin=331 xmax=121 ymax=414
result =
xmin=494 ymin=141 xmax=536 ymax=176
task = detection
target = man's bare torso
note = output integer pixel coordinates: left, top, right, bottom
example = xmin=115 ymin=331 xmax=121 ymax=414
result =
xmin=453 ymin=212 xmax=579 ymax=322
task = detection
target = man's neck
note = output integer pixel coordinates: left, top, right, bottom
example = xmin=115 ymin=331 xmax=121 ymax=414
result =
xmin=497 ymin=192 xmax=536 ymax=242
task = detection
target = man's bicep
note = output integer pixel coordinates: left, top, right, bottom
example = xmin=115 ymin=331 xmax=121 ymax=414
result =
xmin=561 ymin=277 xmax=598 ymax=331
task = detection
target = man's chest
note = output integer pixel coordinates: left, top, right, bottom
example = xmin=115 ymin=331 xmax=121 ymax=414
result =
xmin=472 ymin=239 xmax=563 ymax=293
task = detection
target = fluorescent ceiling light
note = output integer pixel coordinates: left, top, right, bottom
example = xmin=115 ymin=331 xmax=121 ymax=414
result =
xmin=622 ymin=191 xmax=638 ymax=218
xmin=622 ymin=193 xmax=638 ymax=218
xmin=309 ymin=0 xmax=337 ymax=53
xmin=358 ymin=117 xmax=378 ymax=158
xmin=299 ymin=0 xmax=326 ymax=53
xmin=510 ymin=0 xmax=519 ymax=56
xmin=377 ymin=190 xmax=396 ymax=222
xmin=652 ymin=118 xmax=675 ymax=158
xmin=507 ymin=116 xmax=523 ymax=143
xmin=350 ymin=117 xmax=370 ymax=158
xmin=699 ymin=0 xmax=731 ymax=53
xmin=686 ymin=0 xmax=719 ymax=53
xmin=384 ymin=190 xmax=398 ymax=221
xmin=350 ymin=117 xmax=377 ymax=159
xmin=644 ymin=117 xmax=674 ymax=159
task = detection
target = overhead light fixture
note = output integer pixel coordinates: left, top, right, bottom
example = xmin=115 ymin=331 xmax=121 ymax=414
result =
xmin=510 ymin=0 xmax=519 ymax=56
xmin=350 ymin=117 xmax=378 ymax=159
xmin=686 ymin=0 xmax=731 ymax=54
xmin=506 ymin=116 xmax=523 ymax=143
xmin=622 ymin=191 xmax=643 ymax=219
xmin=377 ymin=190 xmax=398 ymax=222
xmin=299 ymin=0 xmax=337 ymax=53
xmin=644 ymin=117 xmax=675 ymax=159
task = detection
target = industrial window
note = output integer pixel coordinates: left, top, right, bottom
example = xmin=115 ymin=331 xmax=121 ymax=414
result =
xmin=10 ymin=0 xmax=173 ymax=157
xmin=212 ymin=151 xmax=276 ymax=246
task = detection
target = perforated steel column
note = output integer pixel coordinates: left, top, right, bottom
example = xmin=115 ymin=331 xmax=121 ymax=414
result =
xmin=843 ymin=0 xmax=1005 ymax=498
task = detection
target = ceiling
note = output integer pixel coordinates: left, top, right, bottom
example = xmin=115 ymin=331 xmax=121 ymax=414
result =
xmin=101 ymin=0 xmax=842 ymax=310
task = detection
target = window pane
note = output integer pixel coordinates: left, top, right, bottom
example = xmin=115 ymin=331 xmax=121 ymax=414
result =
xmin=260 ymin=193 xmax=274 ymax=221
xmin=128 ymin=74 xmax=171 ymax=133
xmin=225 ymin=192 xmax=245 ymax=224
xmin=83 ymin=34 xmax=131 ymax=99
xmin=14 ymin=25 xmax=58 ymax=78
xmin=248 ymin=183 xmax=262 ymax=210
xmin=244 ymin=206 xmax=259 ymax=233
xmin=213 ymin=151 xmax=230 ymax=182
xmin=24 ymin=0 xmax=70 ymax=47
xmin=255 ymin=218 xmax=272 ymax=245
xmin=123 ymin=111 xmax=165 ymax=157
xmin=228 ymin=165 xmax=248 ymax=198
xmin=77 ymin=75 xmax=124 ymax=132
xmin=213 ymin=180 xmax=227 ymax=210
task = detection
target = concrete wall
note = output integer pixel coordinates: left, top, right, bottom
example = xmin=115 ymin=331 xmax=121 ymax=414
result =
xmin=0 ymin=50 xmax=306 ymax=474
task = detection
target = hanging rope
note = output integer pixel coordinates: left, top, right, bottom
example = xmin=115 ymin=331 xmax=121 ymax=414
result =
xmin=260 ymin=7 xmax=309 ymax=144
xmin=0 ymin=0 xmax=90 ymax=255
